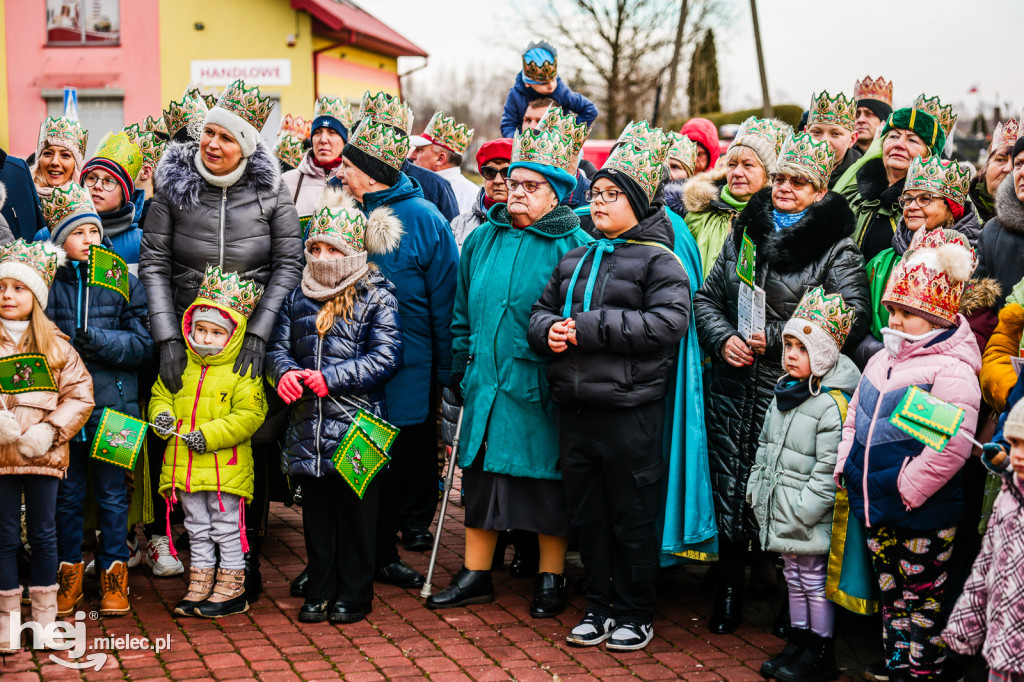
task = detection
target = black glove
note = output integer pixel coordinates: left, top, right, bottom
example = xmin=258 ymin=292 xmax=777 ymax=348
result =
xmin=73 ymin=328 xmax=98 ymax=361
xmin=450 ymin=372 xmax=465 ymax=404
xmin=152 ymin=412 xmax=175 ymax=437
xmin=982 ymin=442 xmax=1010 ymax=474
xmin=159 ymin=340 xmax=187 ymax=394
xmin=233 ymin=334 xmax=266 ymax=379
xmin=183 ymin=430 xmax=207 ymax=453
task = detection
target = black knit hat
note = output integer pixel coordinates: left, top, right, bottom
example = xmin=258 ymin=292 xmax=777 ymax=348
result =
xmin=592 ymin=167 xmax=651 ymax=222
xmin=342 ymin=144 xmax=400 ymax=187
xmin=858 ymin=99 xmax=893 ymax=124
xmin=1012 ymin=135 xmax=1024 ymax=161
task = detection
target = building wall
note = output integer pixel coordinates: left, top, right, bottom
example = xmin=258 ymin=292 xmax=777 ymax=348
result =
xmin=313 ymin=41 xmax=399 ymax=105
xmin=0 ymin=0 xmax=8 ymax=148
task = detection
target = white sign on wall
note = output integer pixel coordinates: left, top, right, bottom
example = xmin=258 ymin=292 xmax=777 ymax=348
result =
xmin=190 ymin=59 xmax=292 ymax=86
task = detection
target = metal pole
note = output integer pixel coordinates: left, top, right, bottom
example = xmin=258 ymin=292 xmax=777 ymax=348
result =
xmin=749 ymin=0 xmax=772 ymax=117
xmin=420 ymin=407 xmax=464 ymax=599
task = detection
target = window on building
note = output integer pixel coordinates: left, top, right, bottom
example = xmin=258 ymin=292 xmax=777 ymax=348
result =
xmin=44 ymin=90 xmax=124 ymax=157
xmin=46 ymin=0 xmax=119 ymax=46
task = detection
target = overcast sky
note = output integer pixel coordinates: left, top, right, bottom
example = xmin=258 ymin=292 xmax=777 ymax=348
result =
xmin=370 ymin=0 xmax=1023 ymax=122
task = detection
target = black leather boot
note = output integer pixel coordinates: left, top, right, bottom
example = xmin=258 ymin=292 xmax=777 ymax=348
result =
xmin=760 ymin=628 xmax=808 ymax=678
xmin=298 ymin=598 xmax=330 ymax=623
xmin=290 ymin=567 xmax=309 ymax=598
xmin=529 ymin=572 xmax=566 ymax=618
xmin=508 ymin=530 xmax=539 ymax=578
xmin=709 ymin=585 xmax=742 ymax=634
xmin=425 ymin=567 xmax=494 ymax=609
xmin=329 ymin=601 xmax=372 ymax=624
xmin=776 ymin=632 xmax=839 ymax=682
xmin=243 ymin=551 xmax=262 ymax=605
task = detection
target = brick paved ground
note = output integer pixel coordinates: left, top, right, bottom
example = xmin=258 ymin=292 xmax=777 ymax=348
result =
xmin=0 ymin=474 xmax=984 ymax=681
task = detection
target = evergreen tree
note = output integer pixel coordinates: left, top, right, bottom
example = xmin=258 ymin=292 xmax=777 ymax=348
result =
xmin=687 ymin=29 xmax=721 ymax=115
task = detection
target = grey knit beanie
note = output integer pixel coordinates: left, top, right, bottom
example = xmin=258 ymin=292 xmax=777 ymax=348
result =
xmin=1005 ymin=400 xmax=1024 ymax=442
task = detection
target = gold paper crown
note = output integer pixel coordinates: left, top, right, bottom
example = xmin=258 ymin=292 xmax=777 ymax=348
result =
xmin=215 ymin=79 xmax=274 ymax=132
xmin=196 ymin=266 xmax=264 ymax=319
xmin=279 ymin=114 xmax=309 ymax=139
xmin=41 ymin=182 xmax=98 ymax=230
xmin=164 ymin=91 xmax=208 ymax=140
xmin=991 ymin=117 xmax=1021 ymax=152
xmin=538 ymin=106 xmax=590 ymax=159
xmin=92 ymin=132 xmax=144 ymax=180
xmin=314 ymin=96 xmax=355 ymax=130
xmin=143 ymin=115 xmax=168 ymax=137
xmin=122 ymin=123 xmax=167 ymax=168
xmin=665 ymin=132 xmax=698 ymax=173
xmin=522 ymin=40 xmax=557 ymax=83
xmin=913 ymin=94 xmax=958 ymax=138
xmin=422 ymin=111 xmax=475 ymax=156
xmin=358 ymin=91 xmax=413 ymax=133
xmin=777 ymin=132 xmax=837 ymax=187
xmin=273 ymin=132 xmax=305 ymax=169
xmin=349 ymin=118 xmax=409 ymax=171
xmin=38 ymin=116 xmax=88 ymax=160
xmin=0 ymin=239 xmax=63 ymax=290
xmin=617 ymin=120 xmax=668 ymax=151
xmin=854 ymin=75 xmax=893 ymax=106
xmin=186 ymin=85 xmax=219 ymax=110
xmin=904 ymin=155 xmax=971 ymax=206
xmin=602 ymin=142 xmax=668 ymax=202
xmin=308 ymin=206 xmax=367 ymax=252
xmin=734 ymin=116 xmax=787 ymax=156
xmin=791 ymin=286 xmax=855 ymax=349
xmin=808 ymin=91 xmax=856 ymax=130
xmin=511 ymin=126 xmax=574 ymax=172
xmin=883 ymin=229 xmax=976 ymax=325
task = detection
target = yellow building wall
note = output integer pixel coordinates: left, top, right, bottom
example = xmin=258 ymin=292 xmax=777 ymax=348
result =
xmin=311 ymin=41 xmax=400 ymax=103
xmin=0 ymin=0 xmax=9 ymax=147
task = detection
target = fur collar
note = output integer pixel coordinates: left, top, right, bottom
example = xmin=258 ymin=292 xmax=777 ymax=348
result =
xmin=663 ymin=178 xmax=686 ymax=215
xmin=960 ymin=277 xmax=1002 ymax=316
xmin=155 ymin=140 xmax=282 ymax=211
xmin=995 ymin=173 xmax=1024 ymax=233
xmin=682 ymin=167 xmax=728 ymax=214
xmin=730 ymin=188 xmax=856 ymax=272
xmin=856 ymin=156 xmax=903 ymax=205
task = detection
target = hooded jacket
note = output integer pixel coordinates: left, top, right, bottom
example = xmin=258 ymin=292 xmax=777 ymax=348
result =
xmin=149 ymin=300 xmax=268 ymax=501
xmin=140 ymin=141 xmax=303 ymax=346
xmin=680 ymin=118 xmax=720 ymax=170
xmin=974 ymin=176 xmax=1024 ymax=312
xmin=968 ymin=175 xmax=998 ymax=226
xmin=0 ymin=150 xmax=45 ymax=241
xmin=835 ymin=318 xmax=982 ymax=530
xmin=981 ymin=302 xmax=1024 ymax=413
xmin=282 ymin=151 xmax=341 ymax=218
xmin=692 ymin=188 xmax=870 ymax=543
xmin=682 ymin=167 xmax=747 ymax=278
xmin=836 ymin=152 xmax=905 ymax=264
xmin=500 ymin=72 xmax=599 ymax=138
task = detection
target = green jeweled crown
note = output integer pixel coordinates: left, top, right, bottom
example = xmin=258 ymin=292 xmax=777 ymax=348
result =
xmin=143 ymin=115 xmax=168 ymax=137
xmin=423 ymin=111 xmax=475 ymax=155
xmin=358 ymin=91 xmax=413 ymax=133
xmin=778 ymin=132 xmax=837 ymax=187
xmin=0 ymin=239 xmax=63 ymax=289
xmin=854 ymin=75 xmax=893 ymax=106
xmin=273 ymin=132 xmax=305 ymax=169
xmin=665 ymin=132 xmax=698 ymax=173
xmin=991 ymin=117 xmax=1020 ymax=152
xmin=522 ymin=40 xmax=557 ymax=83
xmin=349 ymin=118 xmax=410 ymax=171
xmin=511 ymin=126 xmax=574 ymax=172
xmin=38 ymin=116 xmax=88 ymax=160
xmin=41 ymin=182 xmax=97 ymax=230
xmin=616 ymin=120 xmax=668 ymax=152
xmin=734 ymin=116 xmax=787 ymax=156
xmin=314 ymin=96 xmax=355 ymax=129
xmin=196 ymin=266 xmax=264 ymax=319
xmin=164 ymin=92 xmax=209 ymax=140
xmin=122 ymin=123 xmax=167 ymax=168
xmin=602 ymin=142 xmax=669 ymax=202
xmin=913 ymin=94 xmax=958 ymax=138
xmin=538 ymin=106 xmax=590 ymax=158
xmin=186 ymin=85 xmax=219 ymax=110
xmin=308 ymin=206 xmax=366 ymax=252
xmin=904 ymin=155 xmax=971 ymax=206
xmin=215 ymin=79 xmax=274 ymax=132
xmin=791 ymin=286 xmax=855 ymax=349
xmin=808 ymin=91 xmax=856 ymax=130
xmin=93 ymin=132 xmax=144 ymax=180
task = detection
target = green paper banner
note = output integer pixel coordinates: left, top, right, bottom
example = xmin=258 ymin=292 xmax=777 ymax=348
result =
xmin=0 ymin=354 xmax=57 ymax=394
xmin=90 ymin=408 xmax=148 ymax=470
xmin=88 ymin=245 xmax=129 ymax=302
xmin=889 ymin=386 xmax=966 ymax=452
xmin=736 ymin=232 xmax=756 ymax=287
xmin=331 ymin=425 xmax=390 ymax=498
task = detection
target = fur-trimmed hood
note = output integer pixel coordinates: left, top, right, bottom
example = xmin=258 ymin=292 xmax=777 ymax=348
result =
xmin=663 ymin=178 xmax=686 ymax=216
xmin=960 ymin=277 xmax=1002 ymax=316
xmin=154 ymin=140 xmax=282 ymax=211
xmin=995 ymin=173 xmax=1024 ymax=233
xmin=730 ymin=188 xmax=856 ymax=273
xmin=682 ymin=167 xmax=729 ymax=214
xmin=312 ymin=185 xmax=403 ymax=256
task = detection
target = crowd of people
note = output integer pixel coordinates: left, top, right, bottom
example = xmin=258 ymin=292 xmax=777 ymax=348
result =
xmin=0 ymin=37 xmax=1023 ymax=682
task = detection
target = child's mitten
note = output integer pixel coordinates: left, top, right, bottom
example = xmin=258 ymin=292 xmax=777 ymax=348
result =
xmin=183 ymin=430 xmax=207 ymax=454
xmin=152 ymin=412 xmax=175 ymax=437
xmin=0 ymin=411 xmax=20 ymax=444
xmin=277 ymin=370 xmax=304 ymax=404
xmin=982 ymin=442 xmax=1010 ymax=474
xmin=303 ymin=370 xmax=329 ymax=398
xmin=18 ymin=423 xmax=55 ymax=459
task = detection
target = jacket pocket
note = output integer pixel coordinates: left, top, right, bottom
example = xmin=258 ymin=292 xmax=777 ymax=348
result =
xmin=627 ymin=460 xmax=663 ymax=538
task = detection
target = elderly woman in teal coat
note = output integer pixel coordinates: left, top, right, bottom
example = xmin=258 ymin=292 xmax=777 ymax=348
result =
xmin=426 ymin=127 xmax=590 ymax=618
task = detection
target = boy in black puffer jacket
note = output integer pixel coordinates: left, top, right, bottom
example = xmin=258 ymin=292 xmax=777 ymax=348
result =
xmin=528 ymin=130 xmax=690 ymax=652
xmin=41 ymin=182 xmax=153 ymax=619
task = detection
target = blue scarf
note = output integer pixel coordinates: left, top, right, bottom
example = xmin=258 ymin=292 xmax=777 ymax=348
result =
xmin=772 ymin=208 xmax=806 ymax=232
xmin=562 ymin=238 xmax=624 ymax=317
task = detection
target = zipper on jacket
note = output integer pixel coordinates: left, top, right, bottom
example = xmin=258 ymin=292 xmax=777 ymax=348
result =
xmin=186 ymin=366 xmax=209 ymax=492
xmin=314 ymin=337 xmax=323 ymax=474
xmin=75 ymin=265 xmax=83 ymax=330
xmin=218 ymin=188 xmax=227 ymax=268
xmin=861 ymin=368 xmax=894 ymax=528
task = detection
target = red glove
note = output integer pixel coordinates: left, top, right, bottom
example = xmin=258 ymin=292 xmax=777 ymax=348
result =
xmin=277 ymin=370 xmax=305 ymax=404
xmin=303 ymin=370 xmax=329 ymax=398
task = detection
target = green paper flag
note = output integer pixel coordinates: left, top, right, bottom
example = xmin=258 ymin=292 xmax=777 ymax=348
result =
xmin=300 ymin=215 xmax=313 ymax=241
xmin=737 ymin=232 xmax=756 ymax=287
xmin=331 ymin=426 xmax=390 ymax=498
xmin=352 ymin=408 xmax=399 ymax=453
xmin=889 ymin=386 xmax=966 ymax=452
xmin=90 ymin=408 xmax=148 ymax=470
xmin=0 ymin=354 xmax=57 ymax=393
xmin=88 ymin=245 xmax=129 ymax=302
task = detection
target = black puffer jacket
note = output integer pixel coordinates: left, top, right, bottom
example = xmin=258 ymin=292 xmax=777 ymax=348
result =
xmin=141 ymin=141 xmax=303 ymax=345
xmin=528 ymin=207 xmax=690 ymax=407
xmin=47 ymin=261 xmax=153 ymax=438
xmin=974 ymin=177 xmax=1024 ymax=311
xmin=692 ymin=189 xmax=870 ymax=543
xmin=265 ymin=272 xmax=403 ymax=478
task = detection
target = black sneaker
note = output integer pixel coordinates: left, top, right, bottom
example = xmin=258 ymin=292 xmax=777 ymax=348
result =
xmin=605 ymin=621 xmax=654 ymax=652
xmin=566 ymin=611 xmax=616 ymax=647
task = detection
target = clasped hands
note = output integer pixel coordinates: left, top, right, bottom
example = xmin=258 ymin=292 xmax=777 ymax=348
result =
xmin=277 ymin=368 xmax=329 ymax=404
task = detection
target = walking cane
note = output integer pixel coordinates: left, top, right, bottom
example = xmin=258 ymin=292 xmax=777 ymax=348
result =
xmin=420 ymin=406 xmax=464 ymax=599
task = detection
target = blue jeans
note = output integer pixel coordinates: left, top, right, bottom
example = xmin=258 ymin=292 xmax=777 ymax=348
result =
xmin=0 ymin=474 xmax=59 ymax=589
xmin=56 ymin=441 xmax=129 ymax=571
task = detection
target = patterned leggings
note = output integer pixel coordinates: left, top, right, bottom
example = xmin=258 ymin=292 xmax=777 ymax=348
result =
xmin=867 ymin=525 xmax=956 ymax=678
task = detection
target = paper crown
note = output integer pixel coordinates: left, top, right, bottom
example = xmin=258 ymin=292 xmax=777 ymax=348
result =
xmin=777 ymin=132 xmax=837 ymax=187
xmin=215 ymin=79 xmax=274 ymax=132
xmin=38 ymin=116 xmax=88 ymax=160
xmin=272 ymin=132 xmax=305 ymax=169
xmin=122 ymin=123 xmax=167 ymax=168
xmin=883 ymin=228 xmax=976 ymax=325
xmin=991 ymin=117 xmax=1021 ymax=152
xmin=164 ymin=91 xmax=209 ymax=141
xmin=358 ymin=91 xmax=413 ymax=133
xmin=791 ymin=286 xmax=855 ymax=349
xmin=92 ymin=132 xmax=144 ymax=180
xmin=40 ymin=182 xmax=97 ymax=230
xmin=808 ymin=91 xmax=856 ymax=130
xmin=538 ymin=106 xmax=590 ymax=158
xmin=904 ymin=155 xmax=971 ymax=206
xmin=196 ymin=266 xmax=264 ymax=319
xmin=278 ymin=114 xmax=309 ymax=139
xmin=617 ymin=120 xmax=668 ymax=151
xmin=665 ymin=132 xmax=698 ymax=174
xmin=186 ymin=85 xmax=220 ymax=110
xmin=854 ymin=75 xmax=893 ymax=106
xmin=308 ymin=206 xmax=367 ymax=252
xmin=314 ymin=96 xmax=355 ymax=129
xmin=734 ymin=116 xmax=787 ymax=156
xmin=0 ymin=239 xmax=63 ymax=291
xmin=421 ymin=111 xmax=475 ymax=156
xmin=349 ymin=118 xmax=409 ymax=171
xmin=522 ymin=40 xmax=557 ymax=83
xmin=602 ymin=143 xmax=669 ymax=202
xmin=913 ymin=94 xmax=958 ymax=138
xmin=511 ymin=126 xmax=574 ymax=172
xmin=143 ymin=115 xmax=168 ymax=137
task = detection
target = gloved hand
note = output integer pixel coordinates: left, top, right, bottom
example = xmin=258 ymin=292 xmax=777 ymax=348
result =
xmin=183 ymin=430 xmax=207 ymax=454
xmin=18 ymin=423 xmax=55 ymax=460
xmin=450 ymin=372 xmax=465 ymax=404
xmin=233 ymin=334 xmax=266 ymax=379
xmin=159 ymin=340 xmax=187 ymax=394
xmin=277 ymin=370 xmax=305 ymax=404
xmin=0 ymin=411 xmax=19 ymax=444
xmin=152 ymin=412 xmax=176 ymax=437
xmin=73 ymin=328 xmax=98 ymax=361
xmin=982 ymin=442 xmax=1011 ymax=474
xmin=303 ymin=370 xmax=328 ymax=398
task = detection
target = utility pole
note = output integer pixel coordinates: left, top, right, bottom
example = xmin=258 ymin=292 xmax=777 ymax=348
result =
xmin=749 ymin=0 xmax=772 ymax=117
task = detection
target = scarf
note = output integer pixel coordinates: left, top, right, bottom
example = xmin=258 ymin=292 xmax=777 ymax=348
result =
xmin=2 ymin=319 xmax=29 ymax=346
xmin=881 ymin=327 xmax=942 ymax=357
xmin=301 ymin=252 xmax=368 ymax=302
xmin=314 ymin=157 xmax=343 ymax=172
xmin=720 ymin=185 xmax=748 ymax=211
xmin=101 ymin=202 xmax=136 ymax=238
xmin=195 ymin=151 xmax=248 ymax=188
xmin=773 ymin=376 xmax=814 ymax=411
xmin=187 ymin=334 xmax=225 ymax=359
xmin=772 ymin=208 xmax=806 ymax=232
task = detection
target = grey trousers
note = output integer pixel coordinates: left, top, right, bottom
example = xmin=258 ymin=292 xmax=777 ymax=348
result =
xmin=180 ymin=490 xmax=245 ymax=571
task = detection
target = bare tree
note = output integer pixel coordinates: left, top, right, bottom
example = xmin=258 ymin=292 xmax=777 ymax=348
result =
xmin=658 ymin=0 xmax=689 ymax=128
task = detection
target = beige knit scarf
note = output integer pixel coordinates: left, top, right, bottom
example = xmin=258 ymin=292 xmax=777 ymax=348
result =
xmin=301 ymin=251 xmax=368 ymax=302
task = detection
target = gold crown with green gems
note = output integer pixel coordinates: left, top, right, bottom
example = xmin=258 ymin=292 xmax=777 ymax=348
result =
xmin=0 ymin=239 xmax=63 ymax=290
xmin=308 ymin=206 xmax=367 ymax=252
xmin=808 ymin=91 xmax=856 ymax=131
xmin=122 ymin=123 xmax=167 ymax=168
xmin=777 ymin=132 xmax=837 ymax=187
xmin=511 ymin=126 xmax=574 ymax=172
xmin=602 ymin=143 xmax=667 ymax=201
xmin=904 ymin=155 xmax=971 ymax=206
xmin=314 ymin=96 xmax=355 ymax=129
xmin=143 ymin=115 xmax=168 ymax=137
xmin=665 ymin=132 xmax=698 ymax=173
xmin=215 ymin=79 xmax=274 ymax=131
xmin=734 ymin=116 xmax=787 ymax=156
xmin=913 ymin=94 xmax=958 ymax=138
xmin=538 ymin=106 xmax=590 ymax=158
xmin=164 ymin=91 xmax=208 ymax=140
xmin=41 ymin=182 xmax=97 ymax=230
xmin=196 ymin=266 xmax=264 ymax=319
xmin=616 ymin=120 xmax=668 ymax=151
xmin=423 ymin=111 xmax=475 ymax=155
xmin=273 ymin=132 xmax=305 ymax=169
xmin=791 ymin=286 xmax=855 ymax=348
xmin=38 ymin=116 xmax=88 ymax=160
xmin=358 ymin=91 xmax=413 ymax=133
xmin=349 ymin=118 xmax=410 ymax=170
xmin=186 ymin=85 xmax=219 ymax=110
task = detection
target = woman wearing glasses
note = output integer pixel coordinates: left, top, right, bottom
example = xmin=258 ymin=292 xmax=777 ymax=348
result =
xmin=450 ymin=138 xmax=513 ymax=252
xmin=692 ymin=132 xmax=870 ymax=634
xmin=427 ymin=126 xmax=589 ymax=617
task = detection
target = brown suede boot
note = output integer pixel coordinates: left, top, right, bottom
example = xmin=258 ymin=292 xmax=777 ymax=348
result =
xmin=195 ymin=568 xmax=247 ymax=618
xmin=29 ymin=585 xmax=59 ymax=649
xmin=0 ymin=587 xmax=22 ymax=653
xmin=56 ymin=562 xmax=84 ymax=618
xmin=98 ymin=561 xmax=131 ymax=616
xmin=174 ymin=567 xmax=216 ymax=617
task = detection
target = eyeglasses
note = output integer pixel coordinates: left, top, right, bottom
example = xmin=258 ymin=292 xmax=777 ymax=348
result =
xmin=898 ymin=193 xmax=940 ymax=209
xmin=480 ymin=166 xmax=509 ymax=181
xmin=771 ymin=175 xmax=811 ymax=190
xmin=504 ymin=178 xmax=549 ymax=193
xmin=83 ymin=175 xmax=119 ymax=191
xmin=584 ymin=189 xmax=622 ymax=203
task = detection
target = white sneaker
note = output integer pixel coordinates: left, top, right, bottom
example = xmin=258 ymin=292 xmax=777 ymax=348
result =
xmin=605 ymin=621 xmax=654 ymax=652
xmin=145 ymin=535 xmax=184 ymax=577
xmin=85 ymin=559 xmax=96 ymax=576
xmin=126 ymin=539 xmax=141 ymax=568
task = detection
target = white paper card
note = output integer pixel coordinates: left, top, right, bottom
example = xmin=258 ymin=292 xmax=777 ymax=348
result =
xmin=738 ymin=283 xmax=766 ymax=340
